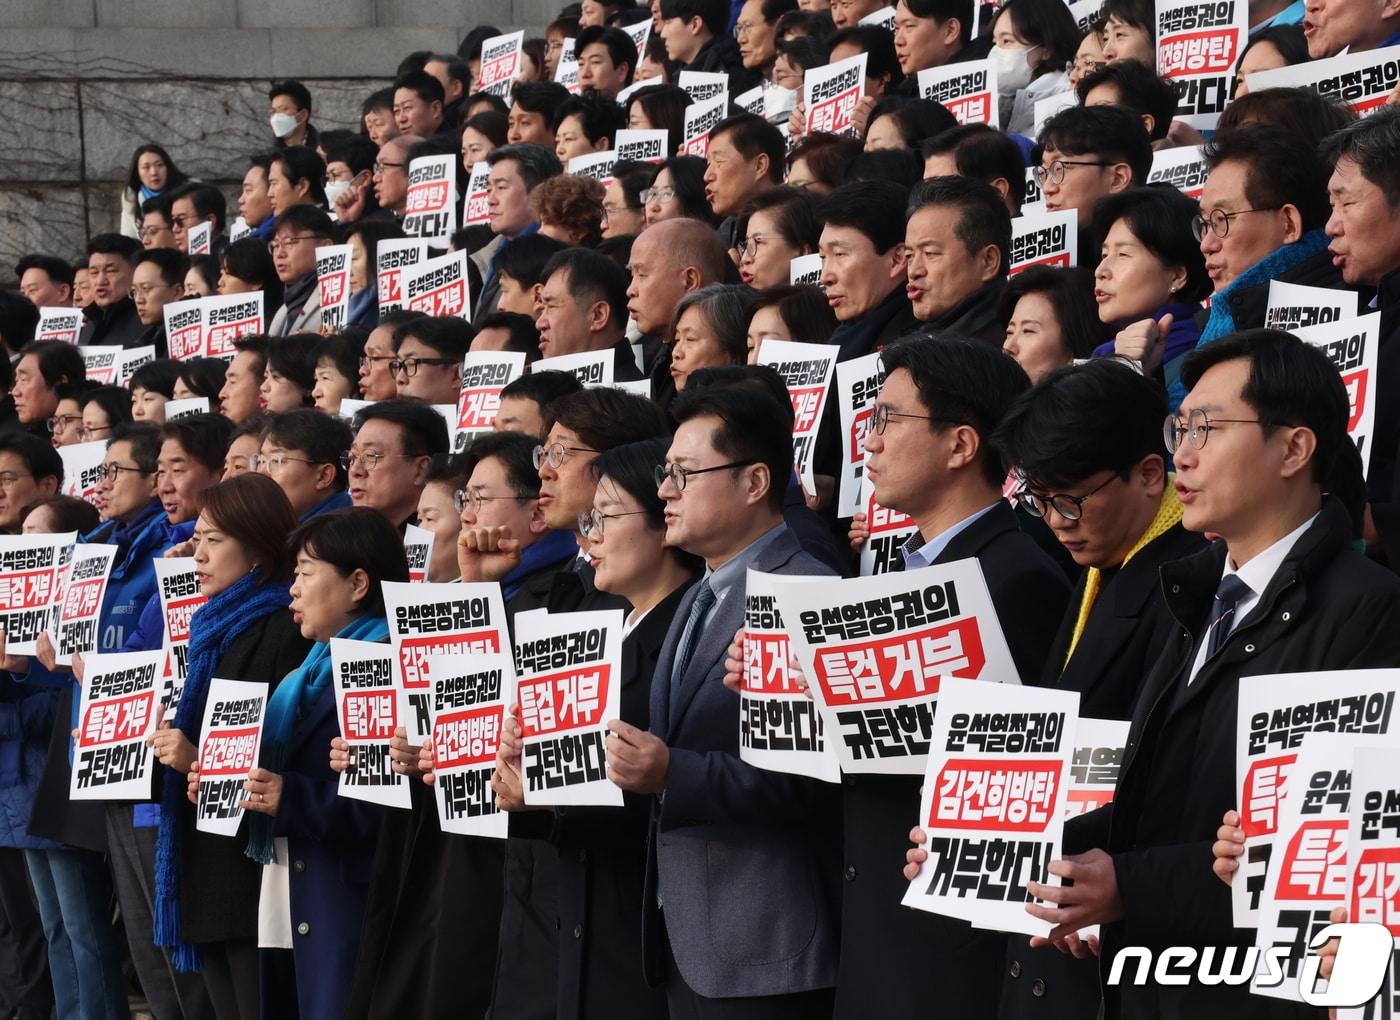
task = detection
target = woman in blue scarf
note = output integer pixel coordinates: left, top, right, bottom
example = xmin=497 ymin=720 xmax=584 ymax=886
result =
xmin=148 ymin=474 xmax=311 ymax=1020
xmin=213 ymin=508 xmax=407 ymax=1019
xmin=120 ymin=143 xmax=190 ymax=240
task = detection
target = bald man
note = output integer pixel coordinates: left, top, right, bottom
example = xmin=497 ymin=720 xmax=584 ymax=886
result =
xmin=372 ymin=133 xmax=424 ymax=218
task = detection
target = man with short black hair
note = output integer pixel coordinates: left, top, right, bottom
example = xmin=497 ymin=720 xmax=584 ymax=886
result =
xmin=921 ymin=125 xmax=1026 ymax=215
xmin=423 ymin=52 xmax=471 ymax=129
xmin=268 ymin=205 xmax=336 ymax=336
xmin=166 ymin=183 xmax=227 ymax=254
xmin=240 ymin=153 xmax=279 ymax=241
xmin=660 ymin=0 xmax=760 ymax=91
xmin=609 ymin=382 xmax=839 ymax=1015
xmin=79 ymin=233 xmax=145 ymax=349
xmin=818 ymin=181 xmax=920 ymax=362
xmin=14 ymin=341 xmax=86 ymax=438
xmin=258 ymin=408 xmax=354 ymax=520
xmin=575 ymin=25 xmax=637 ymax=99
xmin=1076 ymin=59 xmax=1179 ymax=146
xmin=129 ymin=249 xmax=186 ymax=358
xmin=393 ymin=71 xmax=448 ymax=141
xmin=0 ymin=433 xmax=61 ymax=533
xmin=704 ymin=114 xmax=785 ymax=241
xmin=508 ymin=82 xmax=572 ymax=147
xmin=495 ymin=371 xmax=584 ymax=439
xmin=390 ymin=316 xmax=474 ymax=405
xmin=1033 ymin=105 xmax=1152 ymax=221
xmin=269 ymin=79 xmax=317 ymax=149
xmin=536 ymin=249 xmax=644 ymax=379
xmin=15 ymin=254 xmax=73 ymax=308
xmin=842 ymin=336 xmax=1067 ymax=1017
xmin=471 ymin=311 xmax=542 ymax=362
xmin=903 ymin=176 xmax=1010 ymax=344
xmin=348 ymin=398 xmax=450 ymax=529
xmin=474 ymin=143 xmax=565 ymax=322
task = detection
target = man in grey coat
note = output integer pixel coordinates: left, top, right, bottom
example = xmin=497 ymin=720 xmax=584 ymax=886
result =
xmin=606 ymin=381 xmax=841 ymax=1018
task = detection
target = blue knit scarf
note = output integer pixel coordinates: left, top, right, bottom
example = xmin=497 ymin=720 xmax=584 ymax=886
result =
xmin=1168 ymin=229 xmax=1330 ymax=408
xmin=153 ymin=569 xmax=291 ymax=972
xmin=244 ymin=612 xmax=389 ymax=865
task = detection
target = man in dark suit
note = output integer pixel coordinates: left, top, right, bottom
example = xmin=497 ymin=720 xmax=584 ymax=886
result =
xmin=1007 ymin=330 xmax=1400 ymax=1018
xmin=992 ymin=359 xmax=1207 ymax=1017
xmin=606 ymin=384 xmax=840 ymax=1017
xmin=833 ymin=337 xmax=1068 ymax=1018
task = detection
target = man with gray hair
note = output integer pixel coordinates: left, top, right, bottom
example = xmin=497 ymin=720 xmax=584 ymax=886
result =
xmin=372 ymin=132 xmax=424 ymax=219
xmin=472 ymin=143 xmax=564 ymax=325
xmin=1321 ymin=107 xmax=1400 ymax=562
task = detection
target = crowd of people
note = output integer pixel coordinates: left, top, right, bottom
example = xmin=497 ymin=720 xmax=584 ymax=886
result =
xmin=0 ymin=0 xmax=1399 ymax=1017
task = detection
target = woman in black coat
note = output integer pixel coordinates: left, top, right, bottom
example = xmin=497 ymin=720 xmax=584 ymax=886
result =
xmin=147 ymin=474 xmax=312 ymax=1020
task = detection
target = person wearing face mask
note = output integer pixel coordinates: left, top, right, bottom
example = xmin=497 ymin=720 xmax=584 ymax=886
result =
xmin=990 ymin=0 xmax=1081 ymax=137
xmin=322 ymin=135 xmax=381 ymax=227
xmin=269 ymin=80 xmax=319 ymax=151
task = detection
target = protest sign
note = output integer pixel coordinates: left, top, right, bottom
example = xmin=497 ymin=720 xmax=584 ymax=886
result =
xmin=803 ymin=53 xmax=868 ymax=137
xmin=478 ymin=31 xmax=525 ymax=96
xmin=402 ymin=249 xmax=471 ymax=320
xmin=1065 ymin=717 xmax=1129 ymax=819
xmin=1295 ymin=313 xmax=1381 ymax=477
xmin=1022 ymin=167 xmax=1044 ymax=213
xmin=463 ymin=161 xmax=492 ymax=228
xmin=187 ymin=221 xmax=212 ymax=256
xmin=79 ymin=345 xmax=121 ymax=385
xmin=770 ymin=558 xmax=1021 ymax=775
xmin=789 ymin=252 xmax=823 ymax=287
xmin=1009 ymin=208 xmax=1078 ymax=274
xmin=49 ymin=543 xmax=115 ymax=667
xmin=858 ymin=471 xmax=919 ymax=577
xmin=1341 ymin=745 xmax=1400 ymax=1016
xmin=1155 ymin=0 xmax=1247 ymax=129
xmin=229 ymin=216 xmax=250 ymax=243
xmin=741 ymin=571 xmax=840 ymax=782
xmin=200 ymin=292 xmax=263 ymax=360
xmin=556 ymin=58 xmax=581 ymax=94
xmin=0 ymin=533 xmax=72 ymax=655
xmin=315 ymin=244 xmax=353 ymax=330
xmin=858 ymin=5 xmax=895 ymax=30
xmin=1146 ymin=144 xmax=1208 ymax=199
xmin=622 ymin=18 xmax=651 ymax=63
xmin=835 ymin=351 xmax=882 ymax=518
xmin=1234 ymin=668 xmax=1400 ymax=926
xmin=331 ymin=637 xmax=410 ymax=809
xmin=1247 ymin=45 xmax=1400 ymax=117
xmin=118 ymin=346 xmax=156 ymax=386
xmin=681 ymin=95 xmax=728 ymax=157
xmin=35 ymin=306 xmax=82 ymax=344
xmin=164 ymin=397 xmax=209 ymax=422
xmin=533 ymin=349 xmax=614 ymax=387
xmin=164 ymin=302 xmax=205 ymax=361
xmin=59 ymin=441 xmax=106 ymax=508
xmin=377 ymin=238 xmax=431 ymax=314
xmin=678 ymin=70 xmax=730 ymax=103
xmin=429 ymin=652 xmax=515 ymax=837
xmin=69 ymin=650 xmax=164 ymax=800
xmin=402 ymin=154 xmax=458 ymax=246
xmin=614 ymin=378 xmax=651 ymax=399
xmin=154 ymin=557 xmax=205 ymax=712
xmin=735 ymin=84 xmax=765 ymax=116
xmin=1069 ymin=0 xmax=1106 ymax=33
xmin=918 ymin=60 xmax=999 ymax=127
xmin=382 ymin=580 xmax=512 ymax=744
xmin=756 ymin=339 xmax=837 ymax=497
xmin=402 ymin=524 xmax=435 ymax=584
xmin=195 ymin=678 xmax=268 ymax=837
xmin=456 ymin=351 xmax=527 ymax=451
xmin=901 ymin=677 xmax=1078 ymax=935
xmin=1265 ymin=282 xmax=1360 ymax=333
xmin=514 ymin=608 xmax=625 ymax=806
xmin=615 ymin=129 xmax=669 ymax=164
xmin=566 ymin=150 xmax=616 ymax=184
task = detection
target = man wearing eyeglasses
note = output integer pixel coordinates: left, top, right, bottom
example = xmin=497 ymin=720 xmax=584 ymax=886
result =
xmin=1032 ymin=105 xmax=1151 ymax=227
xmin=78 ymin=233 xmax=145 ymax=350
xmin=605 ymin=384 xmax=841 ymax=1016
xmin=837 ymin=338 xmax=1067 ymax=1018
xmin=996 ymin=331 xmax=1400 ymax=1018
xmin=254 ymin=409 xmax=353 ymax=521
xmin=535 ymin=249 xmax=646 ymax=380
xmin=268 ymin=205 xmax=336 ymax=336
xmin=372 ymin=135 xmax=422 ymax=220
xmin=991 ymin=359 xmax=1206 ymax=1020
xmin=345 ymin=398 xmax=449 ymax=531
xmin=130 ymin=249 xmax=187 ymax=359
xmin=389 ymin=316 xmax=472 ymax=405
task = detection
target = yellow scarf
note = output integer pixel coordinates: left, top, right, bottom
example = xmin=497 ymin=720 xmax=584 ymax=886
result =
xmin=1063 ymin=478 xmax=1184 ymax=668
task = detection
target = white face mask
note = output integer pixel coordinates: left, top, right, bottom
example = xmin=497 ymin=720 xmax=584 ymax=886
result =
xmin=763 ymin=83 xmax=797 ymax=119
xmin=323 ymin=180 xmax=353 ymax=207
xmin=992 ymin=44 xmax=1035 ymax=93
xmin=270 ymin=112 xmax=300 ymax=138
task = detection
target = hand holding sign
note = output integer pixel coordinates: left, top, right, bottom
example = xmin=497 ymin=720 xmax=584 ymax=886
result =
xmin=491 ymin=755 xmax=526 ymax=810
xmin=329 ymin=735 xmax=351 ymax=774
xmin=187 ymin=759 xmax=201 ymax=805
xmin=1024 ymin=848 xmax=1124 ymax=941
xmin=1211 ymin=807 xmax=1245 ymax=887
xmin=387 ymin=725 xmax=422 ymax=778
xmin=605 ymin=719 xmax=669 ymax=794
xmin=1114 ymin=313 xmax=1173 ymax=376
xmin=457 ymin=525 xmax=522 ymax=583
xmin=848 ymin=512 xmax=870 ymax=551
xmin=34 ymin=631 xmax=64 ymax=673
xmin=721 ymin=626 xmax=746 ymax=694
xmin=0 ymin=629 xmax=28 ymax=674
xmin=241 ymin=767 xmax=282 ymax=815
xmin=147 ymin=703 xmax=197 ymax=775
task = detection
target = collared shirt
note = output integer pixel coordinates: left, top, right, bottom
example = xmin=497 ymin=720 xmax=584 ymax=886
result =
xmin=702 ymin=523 xmax=786 ymax=627
xmin=900 ymin=502 xmax=1000 ymax=571
xmin=1187 ymin=512 xmax=1319 ymax=683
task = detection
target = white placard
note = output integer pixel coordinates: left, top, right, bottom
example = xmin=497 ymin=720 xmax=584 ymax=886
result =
xmin=401 ymin=249 xmax=472 ymax=321
xmin=1155 ymin=0 xmax=1247 ymax=129
xmin=681 ymin=95 xmax=728 ymax=157
xmin=802 ymin=53 xmax=868 ymax=138
xmin=456 ymin=350 xmax=527 ymax=451
xmin=377 ymin=238 xmax=431 ymax=315
xmin=35 ymin=306 xmax=82 ymax=344
xmin=195 ymin=678 xmax=269 ymax=837
xmin=834 ymin=351 xmax=882 ymax=519
xmin=331 ymin=637 xmax=411 ymax=809
xmin=199 ymin=292 xmax=264 ymax=361
xmin=533 ymin=348 xmax=614 ymax=388
xmin=428 ymin=652 xmax=515 ymax=837
xmin=402 ymin=523 xmax=435 ymax=584
xmin=1008 ymin=208 xmax=1078 ymax=275
xmin=0 ymin=533 xmax=73 ymax=656
xmin=1246 ymin=45 xmax=1400 ymax=118
xmin=478 ymin=31 xmax=525 ymax=97
xmin=615 ymin=128 xmax=669 ymax=164
xmin=918 ymin=60 xmax=999 ymax=128
xmin=402 ymin=154 xmax=458 ymax=247
xmin=1265 ymin=281 xmax=1361 ymax=333
xmin=78 ymin=345 xmax=122 ymax=385
xmin=315 ymin=244 xmax=354 ymax=331
xmin=69 ymin=649 xmax=164 ymax=800
xmin=1295 ymin=313 xmax=1381 ymax=479
xmin=164 ymin=397 xmax=209 ymax=422
xmin=756 ymin=339 xmax=837 ymax=497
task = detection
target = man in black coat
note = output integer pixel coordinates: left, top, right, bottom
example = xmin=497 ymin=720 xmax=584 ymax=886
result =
xmin=78 ymin=234 xmax=145 ymax=350
xmin=835 ymin=338 xmax=1069 ymax=1018
xmin=1015 ymin=330 xmax=1400 ymax=1019
xmin=992 ymin=359 xmax=1209 ymax=1018
xmin=904 ymin=176 xmax=1009 ymax=347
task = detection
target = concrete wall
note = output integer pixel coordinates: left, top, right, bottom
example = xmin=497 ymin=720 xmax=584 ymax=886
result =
xmin=0 ymin=2 xmax=551 ymax=282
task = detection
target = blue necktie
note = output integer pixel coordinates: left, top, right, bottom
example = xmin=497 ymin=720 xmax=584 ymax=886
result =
xmin=669 ymin=581 xmax=716 ymax=719
xmin=1204 ymin=573 xmax=1253 ymax=661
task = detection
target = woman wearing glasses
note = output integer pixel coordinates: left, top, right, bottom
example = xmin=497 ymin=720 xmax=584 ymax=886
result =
xmin=642 ymin=156 xmax=717 ymax=227
xmin=501 ymin=437 xmax=699 ymax=1020
xmin=1089 ymin=187 xmax=1210 ymax=392
xmin=80 ymin=385 xmax=134 ymax=455
xmin=46 ymin=380 xmax=97 ymax=448
xmin=734 ymin=186 xmax=819 ymax=289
